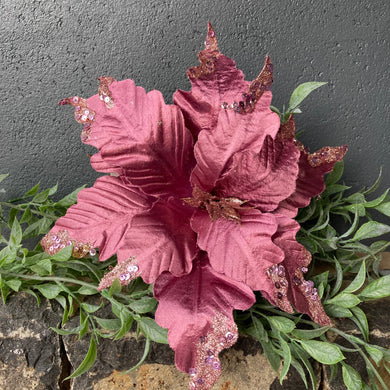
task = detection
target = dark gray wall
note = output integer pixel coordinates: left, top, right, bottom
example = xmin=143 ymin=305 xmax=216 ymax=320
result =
xmin=1 ymin=0 xmax=389 ymax=199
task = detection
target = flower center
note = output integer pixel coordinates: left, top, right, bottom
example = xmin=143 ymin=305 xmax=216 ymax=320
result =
xmin=183 ymin=186 xmax=246 ymax=223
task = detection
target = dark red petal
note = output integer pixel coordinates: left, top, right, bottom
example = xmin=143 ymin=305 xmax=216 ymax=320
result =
xmin=123 ymin=198 xmax=198 ymax=284
xmin=62 ymin=78 xmax=195 ymax=199
xmin=41 ymin=175 xmax=154 ymax=261
xmin=191 ymin=93 xmax=280 ymax=191
xmin=191 ymin=208 xmax=285 ymax=292
xmin=275 ymin=118 xmax=347 ymax=217
xmin=174 ymin=24 xmax=276 ymax=141
xmin=271 ymin=216 xmax=332 ymax=326
xmin=215 ymin=134 xmax=300 ymax=212
xmin=154 ymin=255 xmax=255 ymax=388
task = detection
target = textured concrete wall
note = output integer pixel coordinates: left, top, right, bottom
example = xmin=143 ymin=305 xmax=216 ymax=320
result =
xmin=0 ymin=0 xmax=389 ymax=199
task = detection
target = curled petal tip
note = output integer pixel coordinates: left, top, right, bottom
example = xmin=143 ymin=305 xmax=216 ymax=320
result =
xmin=205 ymin=22 xmax=218 ymax=51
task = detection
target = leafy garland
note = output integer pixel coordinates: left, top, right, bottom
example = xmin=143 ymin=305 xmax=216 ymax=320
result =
xmin=1 ymin=76 xmax=390 ymax=390
xmin=1 ymin=142 xmax=390 ymax=389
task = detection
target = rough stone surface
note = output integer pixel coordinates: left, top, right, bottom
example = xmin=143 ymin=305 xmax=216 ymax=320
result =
xmin=0 ymin=293 xmax=62 ymax=390
xmin=0 ymin=0 xmax=389 ymax=213
xmin=0 ymin=292 xmax=389 ymax=389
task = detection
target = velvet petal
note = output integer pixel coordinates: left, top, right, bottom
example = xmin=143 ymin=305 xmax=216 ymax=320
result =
xmin=154 ymin=256 xmax=254 ymax=389
xmin=271 ymin=216 xmax=333 ymax=326
xmin=41 ymin=175 xmax=154 ymax=261
xmin=63 ymin=78 xmax=195 ymax=199
xmin=191 ymin=93 xmax=280 ymax=191
xmin=275 ymin=117 xmax=347 ymax=217
xmin=215 ymin=134 xmax=300 ymax=212
xmin=191 ymin=208 xmax=285 ymax=293
xmin=123 ymin=198 xmax=198 ymax=284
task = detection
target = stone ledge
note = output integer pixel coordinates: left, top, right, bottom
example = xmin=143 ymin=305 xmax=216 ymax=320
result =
xmin=0 ymin=292 xmax=389 ymax=389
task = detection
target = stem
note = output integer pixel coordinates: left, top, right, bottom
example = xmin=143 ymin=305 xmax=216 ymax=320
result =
xmin=0 ymin=271 xmax=97 ymax=290
xmin=331 ymin=328 xmax=389 ymax=390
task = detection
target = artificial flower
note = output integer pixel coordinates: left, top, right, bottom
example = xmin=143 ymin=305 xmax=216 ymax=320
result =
xmin=41 ymin=23 xmax=346 ymax=389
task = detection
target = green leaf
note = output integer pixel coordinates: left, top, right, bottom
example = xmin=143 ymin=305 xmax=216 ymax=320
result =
xmin=77 ymin=285 xmax=97 ymax=295
xmin=326 ymin=293 xmax=360 ymax=308
xmin=288 ymin=82 xmax=327 ymax=111
xmin=5 ymin=279 xmax=22 ymax=292
xmin=325 ymin=304 xmax=353 ymax=318
xmin=331 ymin=258 xmax=343 ymax=296
xmin=20 ymin=208 xmax=34 ymax=224
xmin=30 ymin=259 xmax=53 ymax=275
xmin=359 ymin=275 xmax=390 ymax=300
xmin=52 ymin=245 xmax=73 ymax=261
xmin=94 ymin=317 xmax=121 ymax=331
xmin=32 ymin=188 xmax=51 ymax=203
xmin=22 ymin=217 xmax=52 ymax=239
xmin=268 ymin=316 xmax=296 ymax=333
xmin=128 ymin=297 xmax=157 ymax=314
xmin=291 ymin=326 xmax=330 ymax=340
xmin=9 ymin=219 xmax=22 ymax=248
xmin=298 ymin=340 xmax=344 ymax=364
xmin=325 ymin=161 xmax=344 ymax=186
xmin=324 ymin=184 xmax=351 ymax=196
xmin=251 ymin=316 xmax=268 ymax=342
xmin=364 ymin=189 xmax=389 ymax=208
xmin=350 ymin=307 xmax=369 ymax=342
xmin=362 ymin=167 xmax=382 ymax=195
xmin=351 ymin=221 xmax=390 ymax=242
xmin=34 ymin=283 xmax=62 ymax=299
xmin=375 ymin=202 xmax=390 ymax=217
xmin=65 ymin=336 xmax=97 ymax=379
xmin=290 ymin=358 xmax=308 ymax=389
xmin=279 ymin=337 xmax=291 ymax=382
xmin=114 ymin=309 xmax=134 ymax=340
xmin=0 ymin=275 xmax=10 ymax=304
xmin=365 ymin=345 xmax=383 ymax=365
xmin=80 ymin=302 xmax=103 ymax=314
xmin=24 ymin=183 xmax=40 ymax=197
xmin=55 ymin=185 xmax=85 ymax=208
xmin=108 ymin=278 xmax=122 ymax=297
xmin=342 ymin=363 xmax=363 ymax=390
xmin=260 ymin=340 xmax=281 ymax=373
xmin=138 ymin=317 xmax=168 ymax=344
xmin=54 ymin=295 xmax=67 ymax=310
xmin=291 ymin=344 xmax=317 ymax=390
xmin=343 ymin=261 xmax=366 ymax=293
xmin=0 ymin=173 xmax=9 ymax=184
xmin=79 ymin=310 xmax=89 ymax=339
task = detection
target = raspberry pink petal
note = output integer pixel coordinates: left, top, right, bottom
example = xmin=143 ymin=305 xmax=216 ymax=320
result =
xmin=173 ymin=23 xmax=249 ymax=139
xmin=41 ymin=175 xmax=154 ymax=261
xmin=154 ymin=256 xmax=255 ymax=388
xmin=66 ymin=78 xmax=196 ymax=199
xmin=275 ymin=117 xmax=347 ymax=217
xmin=191 ymin=208 xmax=285 ymax=291
xmin=214 ymin=134 xmax=300 ymax=212
xmin=121 ymin=198 xmax=198 ymax=284
xmin=272 ymin=215 xmax=332 ymax=326
xmin=191 ymin=93 xmax=280 ymax=192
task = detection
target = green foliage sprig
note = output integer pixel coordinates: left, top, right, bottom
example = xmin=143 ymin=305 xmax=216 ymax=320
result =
xmin=1 ymin=83 xmax=390 ymax=389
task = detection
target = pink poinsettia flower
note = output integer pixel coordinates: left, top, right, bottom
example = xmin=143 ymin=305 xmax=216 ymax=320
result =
xmin=41 ymin=24 xmax=346 ymax=389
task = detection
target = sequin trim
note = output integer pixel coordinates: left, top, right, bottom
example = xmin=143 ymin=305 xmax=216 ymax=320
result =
xmin=187 ymin=22 xmax=220 ymax=80
xmin=220 ymin=56 xmax=274 ymax=115
xmin=277 ymin=116 xmax=296 ymax=142
xmin=307 ymin=145 xmax=348 ymax=167
xmin=188 ymin=312 xmax=238 ymax=389
xmin=266 ymin=264 xmax=294 ymax=313
xmin=97 ymin=256 xmax=140 ymax=291
xmin=98 ymin=76 xmax=116 ymax=109
xmin=182 ymin=186 xmax=246 ymax=223
xmin=292 ymin=248 xmax=333 ymax=326
xmin=41 ymin=230 xmax=94 ymax=259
